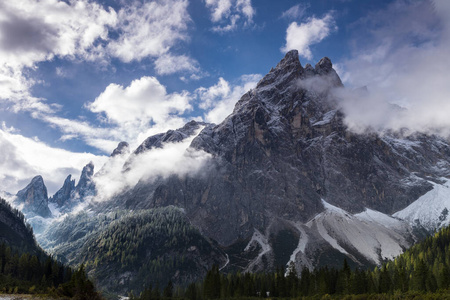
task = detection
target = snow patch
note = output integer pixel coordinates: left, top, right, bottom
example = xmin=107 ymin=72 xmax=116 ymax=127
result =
xmin=244 ymin=229 xmax=272 ymax=271
xmin=307 ymin=199 xmax=412 ymax=264
xmin=285 ymin=222 xmax=310 ymax=272
xmin=394 ymin=178 xmax=450 ymax=231
xmin=313 ymin=110 xmax=336 ymax=126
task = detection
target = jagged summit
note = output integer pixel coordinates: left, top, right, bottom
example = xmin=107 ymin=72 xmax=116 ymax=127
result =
xmin=15 ymin=175 xmax=51 ymax=218
xmin=134 ymin=120 xmax=208 ymax=155
xmin=256 ymin=50 xmax=302 ymax=89
xmin=315 ymin=56 xmax=332 ymax=73
xmin=111 ymin=142 xmax=130 ymax=157
xmin=73 ymin=162 xmax=95 ymax=201
xmin=50 ymin=175 xmax=76 ymax=207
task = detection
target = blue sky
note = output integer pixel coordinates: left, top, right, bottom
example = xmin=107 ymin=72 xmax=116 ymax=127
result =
xmin=0 ymin=0 xmax=449 ymax=194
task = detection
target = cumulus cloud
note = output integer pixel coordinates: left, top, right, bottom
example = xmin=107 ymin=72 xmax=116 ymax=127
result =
xmin=94 ymin=128 xmax=211 ymax=200
xmin=107 ymin=0 xmax=191 ymax=62
xmin=87 ymin=76 xmax=192 ymax=125
xmin=154 ymin=54 xmax=200 ymax=76
xmin=0 ymin=128 xmax=107 ymax=195
xmin=0 ymin=0 xmax=117 ymax=109
xmin=196 ymin=74 xmax=262 ymax=123
xmin=337 ymin=0 xmax=450 ymax=136
xmin=0 ymin=0 xmax=196 ymax=116
xmin=282 ymin=13 xmax=336 ymax=59
xmin=204 ymin=0 xmax=255 ymax=32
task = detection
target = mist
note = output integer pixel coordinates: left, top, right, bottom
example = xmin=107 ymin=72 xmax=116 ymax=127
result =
xmin=336 ymin=0 xmax=450 ymax=137
xmin=92 ymin=129 xmax=212 ymax=201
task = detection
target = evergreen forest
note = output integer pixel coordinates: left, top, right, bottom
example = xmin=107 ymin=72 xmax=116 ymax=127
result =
xmin=131 ymin=225 xmax=450 ymax=300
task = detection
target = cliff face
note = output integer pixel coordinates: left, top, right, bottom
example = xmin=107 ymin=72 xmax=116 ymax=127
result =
xmin=15 ymin=175 xmax=52 ymax=218
xmin=49 ymin=175 xmax=76 ymax=207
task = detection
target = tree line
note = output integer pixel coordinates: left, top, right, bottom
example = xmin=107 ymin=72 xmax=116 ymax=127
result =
xmin=0 ymin=242 xmax=102 ymax=298
xmin=131 ymin=225 xmax=450 ymax=299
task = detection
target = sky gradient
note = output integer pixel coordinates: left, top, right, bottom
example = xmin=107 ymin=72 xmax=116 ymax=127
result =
xmin=0 ymin=0 xmax=449 ymax=194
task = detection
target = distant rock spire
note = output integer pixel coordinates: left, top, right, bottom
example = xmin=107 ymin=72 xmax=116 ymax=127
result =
xmin=15 ymin=175 xmax=52 ymax=218
xmin=74 ymin=162 xmax=95 ymax=200
xmin=111 ymin=142 xmax=130 ymax=157
xmin=50 ymin=174 xmax=76 ymax=207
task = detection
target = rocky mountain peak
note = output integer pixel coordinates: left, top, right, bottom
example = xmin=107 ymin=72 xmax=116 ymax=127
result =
xmin=74 ymin=162 xmax=95 ymax=200
xmin=256 ymin=50 xmax=303 ymax=89
xmin=314 ymin=57 xmax=333 ymax=74
xmin=50 ymin=174 xmax=76 ymax=207
xmin=15 ymin=175 xmax=51 ymax=218
xmin=81 ymin=162 xmax=94 ymax=178
xmin=111 ymin=142 xmax=130 ymax=157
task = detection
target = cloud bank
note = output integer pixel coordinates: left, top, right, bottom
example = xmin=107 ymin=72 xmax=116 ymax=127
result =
xmin=93 ymin=129 xmax=211 ymax=201
xmin=337 ymin=0 xmax=450 ymax=136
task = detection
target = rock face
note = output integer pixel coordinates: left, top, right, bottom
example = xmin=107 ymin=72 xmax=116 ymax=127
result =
xmin=49 ymin=175 xmax=76 ymax=207
xmin=49 ymin=162 xmax=96 ymax=211
xmin=118 ymin=50 xmax=450 ymax=247
xmin=15 ymin=176 xmax=52 ymax=218
xmin=73 ymin=162 xmax=95 ymax=201
xmin=111 ymin=141 xmax=130 ymax=157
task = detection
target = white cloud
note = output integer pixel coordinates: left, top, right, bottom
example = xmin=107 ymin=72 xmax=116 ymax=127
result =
xmin=0 ymin=0 xmax=117 ymax=102
xmin=205 ymin=0 xmax=254 ymax=33
xmin=107 ymin=0 xmax=191 ymax=62
xmin=197 ymin=74 xmax=262 ymax=124
xmin=0 ymin=128 xmax=107 ymax=195
xmin=196 ymin=77 xmax=231 ymax=110
xmin=154 ymin=54 xmax=200 ymax=75
xmin=88 ymin=76 xmax=192 ymax=125
xmin=0 ymin=0 xmax=195 ymax=116
xmin=94 ymin=128 xmax=211 ymax=200
xmin=282 ymin=13 xmax=336 ymax=60
xmin=337 ymin=0 xmax=450 ymax=136
xmin=281 ymin=3 xmax=309 ymax=20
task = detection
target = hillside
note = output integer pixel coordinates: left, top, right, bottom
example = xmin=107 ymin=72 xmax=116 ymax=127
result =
xmin=0 ymin=197 xmax=100 ymax=298
xmin=42 ymin=206 xmax=227 ymax=296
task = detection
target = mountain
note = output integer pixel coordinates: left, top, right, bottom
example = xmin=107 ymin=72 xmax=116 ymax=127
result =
xmin=15 ymin=175 xmax=52 ymax=218
xmin=104 ymin=51 xmax=450 ymax=258
xmin=36 ymin=50 xmax=450 ymax=293
xmin=111 ymin=141 xmax=130 ymax=157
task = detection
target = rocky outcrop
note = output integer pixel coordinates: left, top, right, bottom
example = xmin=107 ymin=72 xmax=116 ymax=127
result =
xmin=15 ymin=176 xmax=52 ymax=218
xmin=49 ymin=175 xmax=75 ymax=207
xmin=73 ymin=162 xmax=95 ymax=200
xmin=111 ymin=142 xmax=130 ymax=157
